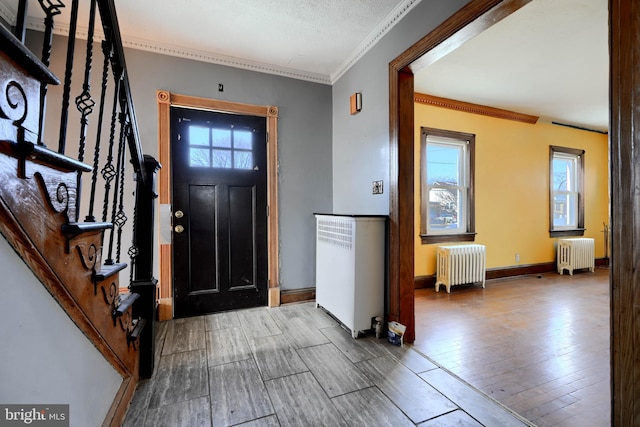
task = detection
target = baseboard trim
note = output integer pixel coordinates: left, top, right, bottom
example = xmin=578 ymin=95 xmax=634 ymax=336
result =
xmin=415 ymin=275 xmax=436 ymax=289
xmin=485 ymin=262 xmax=557 ymax=280
xmin=415 ymin=258 xmax=609 ymax=289
xmin=280 ymin=287 xmax=316 ymax=305
xmin=102 ymin=375 xmax=137 ymax=427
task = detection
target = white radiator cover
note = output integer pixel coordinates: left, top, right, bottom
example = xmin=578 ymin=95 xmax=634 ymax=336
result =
xmin=315 ymin=215 xmax=385 ymax=338
xmin=557 ymin=238 xmax=595 ymax=275
xmin=435 ymin=244 xmax=486 ymax=293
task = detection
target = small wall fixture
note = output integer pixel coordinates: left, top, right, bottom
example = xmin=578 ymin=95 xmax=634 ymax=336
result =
xmin=350 ymin=92 xmax=362 ymax=115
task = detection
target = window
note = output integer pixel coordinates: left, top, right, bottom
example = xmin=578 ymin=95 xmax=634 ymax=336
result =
xmin=188 ymin=124 xmax=254 ymax=169
xmin=550 ymin=146 xmax=585 ymax=237
xmin=420 ymin=127 xmax=475 ymax=244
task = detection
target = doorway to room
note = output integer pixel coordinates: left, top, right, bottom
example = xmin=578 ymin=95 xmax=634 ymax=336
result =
xmin=389 ymin=0 xmax=636 ymax=423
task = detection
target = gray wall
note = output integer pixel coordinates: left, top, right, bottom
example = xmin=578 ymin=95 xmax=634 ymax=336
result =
xmin=31 ymin=32 xmax=333 ymax=292
xmin=123 ymin=49 xmax=333 ymax=290
xmin=26 ymin=0 xmax=471 ymax=294
xmin=0 ymin=237 xmax=122 ymax=427
xmin=332 ymin=0 xmax=470 ymax=214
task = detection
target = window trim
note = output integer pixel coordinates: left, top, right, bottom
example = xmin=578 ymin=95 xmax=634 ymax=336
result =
xmin=420 ymin=127 xmax=476 ymax=244
xmin=549 ymin=145 xmax=585 ymax=237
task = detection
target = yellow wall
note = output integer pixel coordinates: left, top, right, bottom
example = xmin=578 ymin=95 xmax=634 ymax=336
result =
xmin=414 ymin=103 xmax=609 ymax=277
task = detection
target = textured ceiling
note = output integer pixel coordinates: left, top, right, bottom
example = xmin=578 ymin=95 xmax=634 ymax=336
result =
xmin=0 ymin=0 xmax=414 ymax=83
xmin=0 ymin=0 xmax=608 ymax=131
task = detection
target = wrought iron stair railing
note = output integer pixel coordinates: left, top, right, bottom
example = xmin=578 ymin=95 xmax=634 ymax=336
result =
xmin=0 ymin=0 xmax=158 ymax=418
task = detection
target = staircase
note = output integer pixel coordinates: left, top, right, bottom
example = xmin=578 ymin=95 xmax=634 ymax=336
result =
xmin=0 ymin=2 xmax=157 ymax=425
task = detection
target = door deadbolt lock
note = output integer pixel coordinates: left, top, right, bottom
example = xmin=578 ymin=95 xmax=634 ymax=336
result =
xmin=174 ymin=210 xmax=184 ymax=218
xmin=174 ymin=225 xmax=184 ymax=233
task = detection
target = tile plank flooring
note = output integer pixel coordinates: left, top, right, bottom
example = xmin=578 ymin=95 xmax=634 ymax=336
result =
xmin=124 ymin=302 xmax=529 ymax=427
xmin=413 ymin=269 xmax=610 ymax=427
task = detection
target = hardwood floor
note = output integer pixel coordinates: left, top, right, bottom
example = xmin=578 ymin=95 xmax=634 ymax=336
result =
xmin=124 ymin=302 xmax=530 ymax=426
xmin=413 ymin=269 xmax=610 ymax=427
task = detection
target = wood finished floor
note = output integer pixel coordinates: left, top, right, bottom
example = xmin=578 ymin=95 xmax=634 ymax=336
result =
xmin=413 ymin=269 xmax=610 ymax=427
xmin=124 ymin=302 xmax=530 ymax=427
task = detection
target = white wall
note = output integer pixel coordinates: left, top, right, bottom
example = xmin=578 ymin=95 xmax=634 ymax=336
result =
xmin=332 ymin=0 xmax=470 ymax=214
xmin=0 ymin=237 xmax=122 ymax=427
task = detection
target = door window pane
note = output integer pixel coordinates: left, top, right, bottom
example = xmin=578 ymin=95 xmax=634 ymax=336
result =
xmin=212 ymin=150 xmax=232 ymax=168
xmin=189 ymin=148 xmax=210 ymax=167
xmin=234 ymin=130 xmax=253 ymax=149
xmin=234 ymin=151 xmax=253 ymax=169
xmin=212 ymin=128 xmax=232 ymax=148
xmin=189 ymin=126 xmax=210 ymax=146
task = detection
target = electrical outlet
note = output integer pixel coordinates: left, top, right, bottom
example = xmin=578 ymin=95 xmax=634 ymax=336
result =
xmin=515 ymin=253 xmax=520 ymax=263
xmin=372 ymin=180 xmax=383 ymax=194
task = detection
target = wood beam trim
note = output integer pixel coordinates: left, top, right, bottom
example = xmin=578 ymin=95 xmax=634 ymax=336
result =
xmin=407 ymin=0 xmax=532 ymax=73
xmin=414 ymin=92 xmax=539 ymax=124
xmin=169 ymin=92 xmax=269 ymax=117
xmin=156 ymin=91 xmax=171 ymax=205
xmin=609 ymin=0 xmax=638 ymax=424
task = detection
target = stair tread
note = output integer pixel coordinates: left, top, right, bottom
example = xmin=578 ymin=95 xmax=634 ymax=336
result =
xmin=62 ymin=221 xmax=112 ymax=237
xmin=94 ymin=262 xmax=127 ymax=281
xmin=12 ymin=142 xmax=92 ymax=173
xmin=128 ymin=318 xmax=146 ymax=342
xmin=0 ymin=24 xmax=59 ymax=85
xmin=114 ymin=292 xmax=140 ymax=317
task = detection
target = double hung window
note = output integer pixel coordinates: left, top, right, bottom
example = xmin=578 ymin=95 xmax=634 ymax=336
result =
xmin=420 ymin=128 xmax=475 ymax=244
xmin=550 ymin=146 xmax=585 ymax=236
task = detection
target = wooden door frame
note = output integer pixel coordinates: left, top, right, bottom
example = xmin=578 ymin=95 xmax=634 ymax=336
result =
xmin=390 ymin=0 xmax=636 ymax=423
xmin=156 ymin=91 xmax=280 ymax=319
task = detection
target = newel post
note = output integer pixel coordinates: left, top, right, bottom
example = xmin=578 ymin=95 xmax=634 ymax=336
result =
xmin=131 ymin=154 xmax=161 ymax=379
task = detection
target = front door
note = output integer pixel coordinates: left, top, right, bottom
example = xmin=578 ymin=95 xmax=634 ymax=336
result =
xmin=171 ymin=107 xmax=268 ymax=317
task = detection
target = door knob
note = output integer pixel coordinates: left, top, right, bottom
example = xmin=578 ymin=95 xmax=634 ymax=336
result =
xmin=174 ymin=225 xmax=184 ymax=233
xmin=175 ymin=210 xmax=184 ymax=218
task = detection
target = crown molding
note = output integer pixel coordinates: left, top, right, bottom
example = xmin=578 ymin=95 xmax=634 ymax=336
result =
xmin=0 ymin=2 xmax=16 ymax=26
xmin=330 ymin=0 xmax=422 ymax=83
xmin=23 ymin=16 xmax=331 ymax=84
xmin=414 ymin=92 xmax=539 ymax=124
xmin=122 ymin=37 xmax=331 ymax=84
xmin=5 ymin=0 xmax=422 ymax=86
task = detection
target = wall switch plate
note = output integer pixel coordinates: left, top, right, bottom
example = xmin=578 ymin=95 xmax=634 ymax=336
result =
xmin=372 ymin=180 xmax=383 ymax=194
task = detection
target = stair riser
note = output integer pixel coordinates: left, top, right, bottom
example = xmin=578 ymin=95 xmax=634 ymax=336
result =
xmin=0 ymin=50 xmax=41 ymax=145
xmin=0 ymin=150 xmax=141 ymax=374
